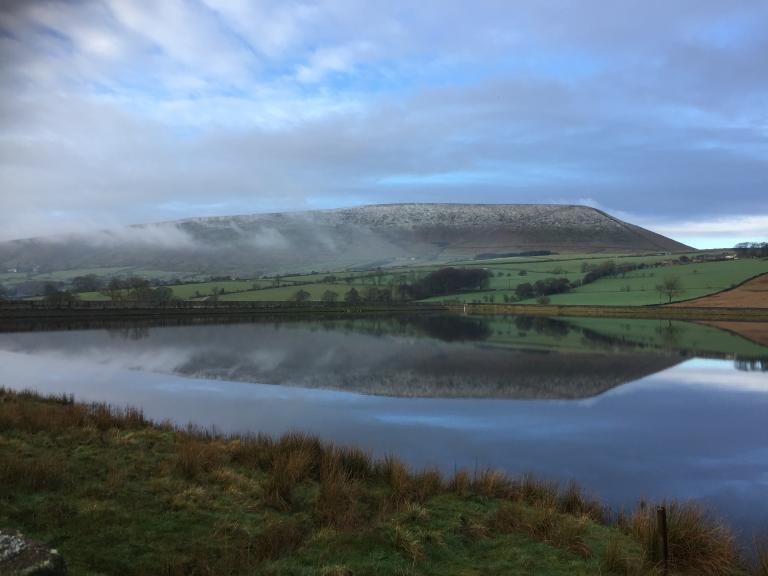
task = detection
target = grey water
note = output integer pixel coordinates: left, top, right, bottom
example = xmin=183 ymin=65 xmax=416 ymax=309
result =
xmin=1 ymin=314 xmax=767 ymax=540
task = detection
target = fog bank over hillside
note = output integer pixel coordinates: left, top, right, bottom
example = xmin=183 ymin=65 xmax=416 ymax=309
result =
xmin=0 ymin=204 xmax=691 ymax=276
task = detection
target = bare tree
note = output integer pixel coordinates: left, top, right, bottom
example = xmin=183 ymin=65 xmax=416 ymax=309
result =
xmin=656 ymin=275 xmax=683 ymax=303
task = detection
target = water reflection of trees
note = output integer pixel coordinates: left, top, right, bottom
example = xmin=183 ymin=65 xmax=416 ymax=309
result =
xmin=107 ymin=326 xmax=150 ymax=340
xmin=654 ymin=320 xmax=683 ymax=348
xmin=734 ymin=359 xmax=768 ymax=372
xmin=514 ymin=316 xmax=570 ymax=338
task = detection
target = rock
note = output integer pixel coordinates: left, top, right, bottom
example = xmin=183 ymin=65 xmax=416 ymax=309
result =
xmin=0 ymin=530 xmax=66 ymax=575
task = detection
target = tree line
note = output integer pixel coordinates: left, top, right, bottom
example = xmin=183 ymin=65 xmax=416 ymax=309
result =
xmin=734 ymin=242 xmax=768 ymax=258
xmin=291 ymin=267 xmax=492 ymax=303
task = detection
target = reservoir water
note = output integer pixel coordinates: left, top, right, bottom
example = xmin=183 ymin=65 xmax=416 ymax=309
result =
xmin=1 ymin=314 xmax=766 ymax=540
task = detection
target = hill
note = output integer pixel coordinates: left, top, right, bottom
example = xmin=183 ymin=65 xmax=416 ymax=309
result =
xmin=0 ymin=204 xmax=691 ymax=277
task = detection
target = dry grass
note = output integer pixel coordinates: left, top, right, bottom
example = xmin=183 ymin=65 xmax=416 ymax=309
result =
xmin=1 ymin=386 xmax=756 ymax=575
xmin=325 ymin=445 xmax=373 ymax=480
xmin=380 ymin=455 xmax=411 ymax=505
xmin=253 ymin=517 xmax=308 ymax=562
xmin=456 ymin=514 xmax=489 ymax=542
xmin=0 ymin=387 xmax=146 ymax=434
xmin=0 ymin=452 xmax=66 ymax=489
xmin=410 ymin=467 xmax=443 ymax=503
xmin=314 ymin=461 xmax=361 ymax=528
xmin=527 ymin=508 xmax=592 ymax=559
xmin=491 ymin=504 xmax=522 ymax=534
xmin=473 ymin=468 xmax=512 ymax=498
xmin=557 ymin=479 xmax=605 ymax=522
xmin=517 ymin=472 xmax=559 ymax=509
xmin=175 ymin=437 xmax=227 ymax=479
xmin=393 ymin=525 xmax=424 ymax=565
xmin=447 ymin=468 xmax=471 ymax=496
xmin=263 ymin=447 xmax=315 ymax=510
xmin=752 ymin=536 xmax=768 ymax=576
xmin=625 ymin=500 xmax=740 ymax=575
xmin=601 ymin=536 xmax=650 ymax=575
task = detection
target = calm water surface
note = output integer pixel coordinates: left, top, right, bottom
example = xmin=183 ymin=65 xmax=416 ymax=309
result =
xmin=1 ymin=314 xmax=767 ymax=540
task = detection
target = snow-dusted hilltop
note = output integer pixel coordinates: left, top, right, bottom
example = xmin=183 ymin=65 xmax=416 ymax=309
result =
xmin=0 ymin=204 xmax=690 ymax=276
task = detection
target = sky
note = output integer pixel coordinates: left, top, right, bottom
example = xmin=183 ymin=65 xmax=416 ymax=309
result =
xmin=0 ymin=0 xmax=767 ymax=248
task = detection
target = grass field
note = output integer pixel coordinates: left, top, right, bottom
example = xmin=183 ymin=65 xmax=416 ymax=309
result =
xmin=36 ymin=250 xmax=768 ymax=308
xmin=1 ymin=387 xmax=754 ymax=576
xmin=207 ymin=253 xmax=710 ymax=303
xmin=0 ymin=267 xmax=205 ymax=289
xmin=528 ymin=259 xmax=768 ymax=306
xmin=218 ymin=283 xmax=354 ymax=302
xmin=478 ymin=316 xmax=768 ymax=357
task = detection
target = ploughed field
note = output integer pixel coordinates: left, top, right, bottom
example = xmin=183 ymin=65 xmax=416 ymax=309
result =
xmin=668 ymin=273 xmax=768 ymax=309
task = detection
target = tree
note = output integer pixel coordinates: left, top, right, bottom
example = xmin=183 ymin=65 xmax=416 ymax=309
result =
xmin=536 ymin=295 xmax=551 ymax=305
xmin=71 ymin=274 xmax=102 ymax=293
xmin=515 ymin=282 xmax=534 ymax=300
xmin=292 ymin=289 xmax=311 ymax=302
xmin=344 ymin=287 xmax=361 ymax=304
xmin=42 ymin=283 xmax=79 ymax=305
xmin=125 ymin=276 xmax=152 ymax=302
xmin=101 ymin=277 xmax=125 ymax=301
xmin=656 ymin=275 xmax=682 ymax=303
xmin=321 ymin=290 xmax=339 ymax=303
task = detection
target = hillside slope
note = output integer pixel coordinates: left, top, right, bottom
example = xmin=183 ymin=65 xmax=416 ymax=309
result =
xmin=0 ymin=204 xmax=691 ymax=276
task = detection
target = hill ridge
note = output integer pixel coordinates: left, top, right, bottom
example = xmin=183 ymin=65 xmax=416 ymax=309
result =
xmin=0 ymin=203 xmax=692 ymax=276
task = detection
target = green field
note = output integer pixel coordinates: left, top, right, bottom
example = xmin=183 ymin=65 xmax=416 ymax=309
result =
xmin=429 ymin=315 xmax=768 ymax=358
xmin=37 ymin=250 xmax=768 ymax=307
xmin=524 ymin=259 xmax=768 ymax=306
xmin=218 ymin=282 xmax=354 ymax=301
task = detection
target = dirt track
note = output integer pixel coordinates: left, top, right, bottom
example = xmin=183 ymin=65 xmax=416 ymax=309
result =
xmin=668 ymin=273 xmax=768 ymax=309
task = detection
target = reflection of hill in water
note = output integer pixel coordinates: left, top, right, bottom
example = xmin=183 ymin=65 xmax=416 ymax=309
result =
xmin=176 ymin=343 xmax=683 ymax=399
xmin=2 ymin=313 xmax=766 ymax=399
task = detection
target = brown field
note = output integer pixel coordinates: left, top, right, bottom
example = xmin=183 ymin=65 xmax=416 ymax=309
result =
xmin=702 ymin=321 xmax=768 ymax=348
xmin=669 ymin=273 xmax=768 ymax=309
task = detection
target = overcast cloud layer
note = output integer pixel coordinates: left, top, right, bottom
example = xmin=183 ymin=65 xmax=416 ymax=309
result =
xmin=1 ymin=0 xmax=767 ymax=247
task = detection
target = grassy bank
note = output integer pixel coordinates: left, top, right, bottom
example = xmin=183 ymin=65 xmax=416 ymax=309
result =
xmin=1 ymin=389 xmax=762 ymax=575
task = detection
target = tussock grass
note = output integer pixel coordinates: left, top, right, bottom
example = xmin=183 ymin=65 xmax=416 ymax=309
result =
xmin=175 ymin=437 xmax=226 ymax=479
xmin=392 ymin=524 xmax=424 ymax=565
xmin=448 ymin=468 xmax=471 ymax=496
xmin=410 ymin=467 xmax=443 ymax=503
xmin=525 ymin=507 xmax=592 ymax=559
xmin=253 ymin=517 xmax=308 ymax=562
xmin=518 ymin=472 xmax=559 ymax=509
xmin=314 ymin=465 xmax=361 ymax=528
xmin=557 ymin=479 xmax=605 ymax=522
xmin=626 ymin=500 xmax=741 ymax=575
xmin=456 ymin=514 xmax=489 ymax=542
xmin=0 ymin=386 xmax=753 ymax=575
xmin=0 ymin=452 xmax=66 ymax=489
xmin=601 ymin=536 xmax=648 ymax=575
xmin=473 ymin=468 xmax=512 ymax=498
xmin=752 ymin=536 xmax=768 ymax=576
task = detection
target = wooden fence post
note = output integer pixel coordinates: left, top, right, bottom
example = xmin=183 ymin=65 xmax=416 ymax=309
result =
xmin=657 ymin=505 xmax=669 ymax=575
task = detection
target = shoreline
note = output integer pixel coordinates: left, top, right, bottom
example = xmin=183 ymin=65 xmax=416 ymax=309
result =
xmin=2 ymin=301 xmax=768 ymax=322
xmin=0 ymin=387 xmax=759 ymax=575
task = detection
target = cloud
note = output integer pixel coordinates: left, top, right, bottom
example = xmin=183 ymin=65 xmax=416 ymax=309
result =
xmin=35 ymin=223 xmax=202 ymax=250
xmin=0 ymin=0 xmax=767 ymax=241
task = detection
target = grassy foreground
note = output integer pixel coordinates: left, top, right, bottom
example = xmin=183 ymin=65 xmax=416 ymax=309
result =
xmin=0 ymin=388 xmax=763 ymax=576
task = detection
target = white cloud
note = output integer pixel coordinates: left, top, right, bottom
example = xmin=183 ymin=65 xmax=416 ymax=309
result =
xmin=296 ymin=42 xmax=373 ymax=83
xmin=0 ymin=0 xmax=767 ymax=241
